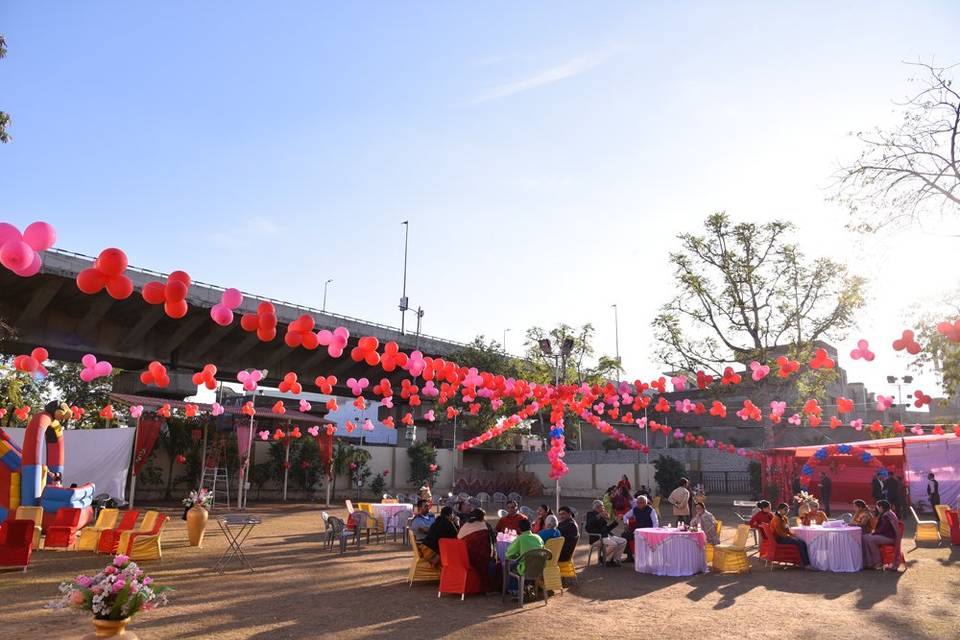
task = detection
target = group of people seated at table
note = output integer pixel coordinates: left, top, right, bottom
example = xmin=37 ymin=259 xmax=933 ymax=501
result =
xmin=746 ymin=497 xmax=902 ymax=571
xmin=585 ymin=480 xmax=722 ymax=567
xmin=408 ymin=498 xmax=580 ymax=592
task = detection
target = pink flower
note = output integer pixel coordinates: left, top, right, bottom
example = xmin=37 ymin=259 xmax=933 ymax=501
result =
xmin=113 ymin=555 xmax=129 ymax=566
xmin=70 ymin=590 xmax=86 ymax=605
xmin=428 ymin=464 xmax=438 ymax=472
xmin=143 ymin=577 xmax=153 ymax=586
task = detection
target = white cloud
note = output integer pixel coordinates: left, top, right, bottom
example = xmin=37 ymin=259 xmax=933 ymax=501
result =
xmin=470 ymin=46 xmax=622 ymax=103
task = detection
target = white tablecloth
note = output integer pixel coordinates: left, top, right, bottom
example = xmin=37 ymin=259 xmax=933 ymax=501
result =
xmin=633 ymin=528 xmax=708 ymax=576
xmin=369 ymin=503 xmax=413 ymax=532
xmin=793 ymin=525 xmax=863 ymax=572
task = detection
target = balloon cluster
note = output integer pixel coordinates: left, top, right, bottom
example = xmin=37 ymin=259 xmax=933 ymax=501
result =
xmin=140 ymin=361 xmax=170 ymax=388
xmin=279 ymin=372 xmax=302 ymax=394
xmin=76 ymin=248 xmax=134 ymax=299
xmin=285 ymin=314 xmax=320 ymax=349
xmin=546 ymin=420 xmax=568 ymax=480
xmin=80 ymin=354 xmax=113 ymax=382
xmin=14 ymin=347 xmax=49 ymax=377
xmin=0 ymin=221 xmax=55 ymax=277
xmin=192 ymin=364 xmax=218 ymax=390
xmin=210 ymin=288 xmax=243 ymax=326
xmin=142 ymin=270 xmax=192 ymax=318
xmin=240 ymin=302 xmax=278 ymax=342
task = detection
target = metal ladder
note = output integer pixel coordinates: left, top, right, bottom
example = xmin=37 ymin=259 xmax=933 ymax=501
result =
xmin=199 ymin=446 xmax=230 ymax=509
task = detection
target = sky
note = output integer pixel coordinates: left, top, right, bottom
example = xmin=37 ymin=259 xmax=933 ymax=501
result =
xmin=2 ymin=2 xmax=959 ymax=402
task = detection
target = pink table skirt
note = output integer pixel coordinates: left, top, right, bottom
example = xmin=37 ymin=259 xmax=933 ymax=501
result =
xmin=793 ymin=525 xmax=863 ymax=572
xmin=633 ymin=528 xmax=708 ymax=576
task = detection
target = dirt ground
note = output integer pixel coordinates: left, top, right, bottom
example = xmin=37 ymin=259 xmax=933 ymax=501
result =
xmin=1 ymin=500 xmax=957 ymax=640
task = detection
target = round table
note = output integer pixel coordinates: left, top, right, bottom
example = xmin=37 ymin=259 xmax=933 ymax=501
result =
xmin=633 ymin=528 xmax=708 ymax=576
xmin=793 ymin=525 xmax=862 ymax=572
xmin=368 ymin=503 xmax=413 ymax=533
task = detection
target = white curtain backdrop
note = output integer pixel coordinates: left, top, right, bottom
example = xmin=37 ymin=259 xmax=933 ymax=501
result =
xmin=904 ymin=437 xmax=960 ymax=512
xmin=5 ymin=427 xmax=136 ymax=500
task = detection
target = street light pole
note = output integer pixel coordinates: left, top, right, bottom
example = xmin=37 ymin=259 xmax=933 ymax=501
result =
xmin=612 ymin=304 xmax=620 ymax=366
xmin=400 ymin=221 xmax=409 ymax=334
xmin=322 ymin=279 xmax=333 ymax=313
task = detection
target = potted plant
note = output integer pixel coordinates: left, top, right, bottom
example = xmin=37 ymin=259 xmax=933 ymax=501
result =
xmin=181 ymin=488 xmax=213 ymax=547
xmin=51 ymin=554 xmax=171 ymax=637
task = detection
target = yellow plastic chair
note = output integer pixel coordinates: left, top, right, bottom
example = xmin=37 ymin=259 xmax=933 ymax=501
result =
xmin=126 ymin=515 xmax=169 ymax=561
xmin=14 ymin=506 xmax=43 ymax=550
xmin=910 ymin=506 xmax=941 ymax=544
xmin=76 ymin=508 xmax=119 ymax=551
xmin=556 ymin=536 xmax=578 ymax=583
xmin=407 ymin=529 xmax=441 ymax=586
xmin=712 ymin=524 xmax=751 ymax=573
xmin=115 ymin=511 xmax=160 ymax=553
xmin=935 ymin=505 xmax=951 ymax=537
xmin=542 ymin=537 xmax=564 ymax=595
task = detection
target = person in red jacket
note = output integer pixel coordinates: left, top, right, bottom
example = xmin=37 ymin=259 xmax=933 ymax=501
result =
xmin=495 ymin=500 xmax=528 ymax=533
xmin=748 ymin=500 xmax=774 ymax=529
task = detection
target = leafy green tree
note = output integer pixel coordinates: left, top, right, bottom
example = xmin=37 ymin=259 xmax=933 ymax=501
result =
xmin=407 ymin=441 xmax=439 ymax=487
xmin=0 ymin=357 xmax=51 ymax=427
xmin=652 ymin=454 xmax=686 ymax=498
xmin=44 ymin=361 xmax=120 ymax=429
xmin=369 ymin=470 xmax=388 ymax=499
xmin=653 ymin=214 xmax=866 ymax=392
xmin=155 ymin=418 xmax=193 ymax=499
xmin=833 ymin=61 xmax=960 ymax=234
xmin=522 ymin=323 xmax=622 ymax=386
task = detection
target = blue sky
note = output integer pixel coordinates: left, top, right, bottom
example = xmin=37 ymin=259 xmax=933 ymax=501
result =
xmin=2 ymin=2 xmax=959 ymax=398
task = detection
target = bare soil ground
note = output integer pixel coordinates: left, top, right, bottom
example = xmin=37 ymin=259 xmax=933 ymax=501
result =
xmin=1 ymin=501 xmax=957 ymax=640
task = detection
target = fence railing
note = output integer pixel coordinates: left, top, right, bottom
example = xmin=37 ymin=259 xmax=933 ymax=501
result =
xmin=694 ymin=471 xmax=753 ymax=495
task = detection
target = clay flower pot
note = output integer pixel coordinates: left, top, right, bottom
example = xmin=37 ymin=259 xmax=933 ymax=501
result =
xmin=186 ymin=504 xmax=209 ymax=547
xmin=84 ymin=617 xmax=138 ymax=638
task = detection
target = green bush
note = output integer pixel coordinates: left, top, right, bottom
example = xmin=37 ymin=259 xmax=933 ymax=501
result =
xmin=408 ymin=442 xmax=439 ymax=487
xmin=653 ymin=454 xmax=686 ymax=497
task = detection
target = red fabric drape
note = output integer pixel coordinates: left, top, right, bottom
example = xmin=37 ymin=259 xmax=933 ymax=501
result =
xmin=132 ymin=418 xmax=161 ymax=476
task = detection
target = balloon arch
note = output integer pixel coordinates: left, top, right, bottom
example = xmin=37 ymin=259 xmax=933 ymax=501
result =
xmin=799 ymin=443 xmax=889 ymax=488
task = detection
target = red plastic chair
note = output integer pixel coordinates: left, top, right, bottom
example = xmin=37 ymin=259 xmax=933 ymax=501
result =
xmin=97 ymin=510 xmax=141 ymax=554
xmin=879 ymin=521 xmax=906 ymax=568
xmin=946 ymin=510 xmax=960 ymax=546
xmin=438 ymin=538 xmax=484 ymax=600
xmin=758 ymin=523 xmax=802 ymax=568
xmin=756 ymin=522 xmax=773 ymax=559
xmin=0 ymin=520 xmax=34 ymax=572
xmin=44 ymin=508 xmax=83 ymax=549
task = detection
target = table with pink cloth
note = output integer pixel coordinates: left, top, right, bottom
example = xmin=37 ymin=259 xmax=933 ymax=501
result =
xmin=368 ymin=503 xmax=413 ymax=533
xmin=792 ymin=525 xmax=863 ymax=572
xmin=633 ymin=528 xmax=708 ymax=576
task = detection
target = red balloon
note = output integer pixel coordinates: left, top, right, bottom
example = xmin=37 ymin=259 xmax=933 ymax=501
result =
xmin=257 ymin=326 xmax=277 ymax=342
xmin=139 ymin=371 xmax=152 ymax=385
xmin=105 ymin=276 xmax=133 ymax=300
xmin=165 ymin=280 xmax=188 ymax=302
xmin=165 ymin=300 xmax=188 ymax=318
xmin=97 ymin=248 xmax=128 ymax=276
xmin=76 ymin=268 xmax=107 ymax=294
xmin=240 ymin=313 xmax=259 ymax=332
xmin=168 ymin=270 xmax=191 ymax=287
xmin=142 ymin=281 xmax=167 ymax=304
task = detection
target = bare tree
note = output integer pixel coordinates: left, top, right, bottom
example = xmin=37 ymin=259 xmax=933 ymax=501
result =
xmin=834 ymin=61 xmax=960 ymax=233
xmin=653 ymin=213 xmax=866 ymax=374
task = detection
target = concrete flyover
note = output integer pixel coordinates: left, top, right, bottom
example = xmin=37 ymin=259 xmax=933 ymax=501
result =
xmin=0 ymin=248 xmax=467 ymax=396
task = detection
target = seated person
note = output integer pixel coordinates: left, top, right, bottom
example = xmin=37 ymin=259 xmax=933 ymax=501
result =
xmin=851 ymin=499 xmax=876 ymax=532
xmin=455 ymin=499 xmax=473 ymax=526
xmin=410 ymin=499 xmax=436 ymax=543
xmin=585 ymin=500 xmax=627 ymax=566
xmin=505 ymin=518 xmax=544 ymax=593
xmin=421 ymin=506 xmax=459 ymax=567
xmin=530 ymin=504 xmax=552 ymax=534
xmin=863 ymin=499 xmax=901 ymax=570
xmin=748 ymin=500 xmax=773 ymax=529
xmin=770 ymin=503 xmax=811 ymax=568
xmin=690 ymin=502 xmax=720 ymax=545
xmin=799 ymin=499 xmax=828 ymax=525
xmin=537 ymin=515 xmax=562 ymax=541
xmin=623 ymin=494 xmax=659 ymax=562
xmin=556 ymin=506 xmax=580 ymax=564
xmin=495 ymin=500 xmax=528 ymax=533
xmin=458 ymin=509 xmax=494 ymax=591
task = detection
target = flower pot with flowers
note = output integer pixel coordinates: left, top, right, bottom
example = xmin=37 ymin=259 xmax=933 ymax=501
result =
xmin=50 ymin=555 xmax=172 ymax=638
xmin=181 ymin=488 xmax=213 ymax=547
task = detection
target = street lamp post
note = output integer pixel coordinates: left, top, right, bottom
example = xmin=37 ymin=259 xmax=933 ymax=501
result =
xmin=886 ymin=375 xmax=913 ymax=420
xmin=612 ymin=304 xmax=620 ymax=367
xmin=400 ymin=221 xmax=410 ymax=334
xmin=322 ymin=279 xmax=333 ymax=313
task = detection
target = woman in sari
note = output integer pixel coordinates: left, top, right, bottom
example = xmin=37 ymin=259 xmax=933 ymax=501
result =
xmin=851 ymin=499 xmax=875 ymax=532
xmin=530 ymin=504 xmax=552 ymax=534
xmin=458 ymin=509 xmax=495 ymax=591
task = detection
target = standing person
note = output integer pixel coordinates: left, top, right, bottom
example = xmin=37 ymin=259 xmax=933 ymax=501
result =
xmin=585 ymin=500 xmax=627 ymax=566
xmin=927 ymin=472 xmax=941 ymax=519
xmin=611 ymin=485 xmax=631 ymax=518
xmin=884 ymin=474 xmax=901 ymax=517
xmin=770 ymin=503 xmax=812 ymax=568
xmin=862 ymin=500 xmax=901 ymax=570
xmin=668 ymin=478 xmax=692 ymax=525
xmin=556 ymin=506 xmax=580 ymax=564
xmin=818 ymin=472 xmax=833 ymax=516
xmin=871 ymin=471 xmax=885 ymax=502
xmin=617 ymin=474 xmax=632 ymax=495
xmin=791 ymin=475 xmax=802 ymax=497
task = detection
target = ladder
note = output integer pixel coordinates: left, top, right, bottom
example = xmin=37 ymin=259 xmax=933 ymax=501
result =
xmin=199 ymin=444 xmax=230 ymax=509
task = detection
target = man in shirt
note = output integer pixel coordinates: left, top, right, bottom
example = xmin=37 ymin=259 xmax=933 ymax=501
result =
xmin=495 ymin=499 xmax=528 ymax=533
xmin=818 ymin=472 xmax=833 ymax=516
xmin=871 ymin=471 xmax=885 ymax=501
xmin=585 ymin=500 xmax=627 ymax=566
xmin=410 ymin=499 xmax=436 ymax=543
xmin=623 ymin=495 xmax=659 ymax=563
xmin=556 ymin=505 xmax=580 ymax=563
xmin=668 ymin=477 xmax=692 ymax=525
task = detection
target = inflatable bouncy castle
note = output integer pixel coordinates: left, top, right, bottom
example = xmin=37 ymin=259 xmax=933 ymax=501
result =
xmin=0 ymin=402 xmax=95 ymax=528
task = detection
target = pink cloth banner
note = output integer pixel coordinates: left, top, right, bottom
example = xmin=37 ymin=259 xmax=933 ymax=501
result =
xmin=236 ymin=424 xmax=252 ymax=459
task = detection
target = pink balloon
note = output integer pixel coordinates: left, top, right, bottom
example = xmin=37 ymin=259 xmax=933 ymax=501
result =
xmin=22 ymin=221 xmax=56 ymax=252
xmin=1 ymin=239 xmax=35 ymax=272
xmin=13 ymin=252 xmax=42 ymax=277
xmin=0 ymin=223 xmax=21 ymax=245
xmin=81 ymin=354 xmax=97 ymax=368
xmin=221 ymin=288 xmax=243 ymax=309
xmin=94 ymin=361 xmax=113 ymax=376
xmin=79 ymin=369 xmax=96 ymax=383
xmin=210 ymin=304 xmax=233 ymax=326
